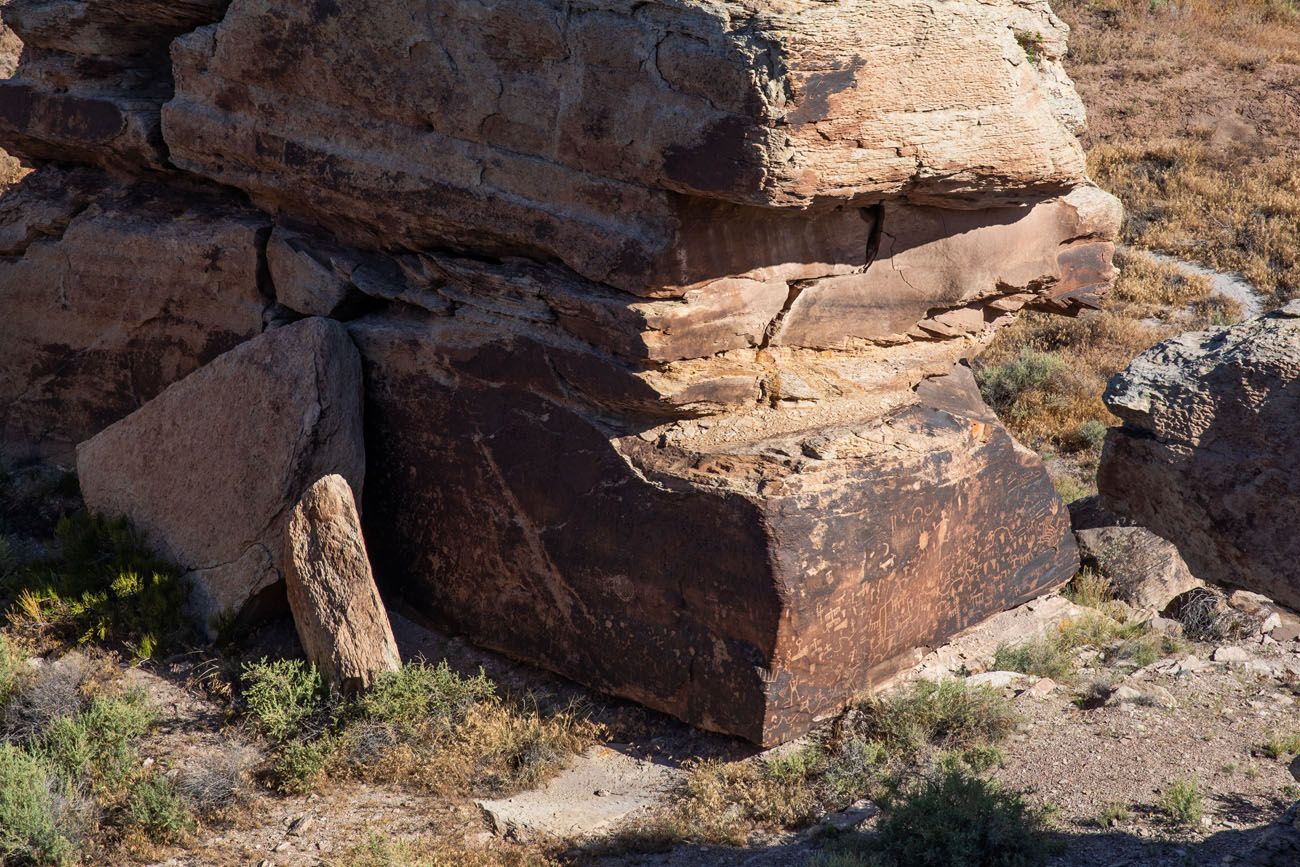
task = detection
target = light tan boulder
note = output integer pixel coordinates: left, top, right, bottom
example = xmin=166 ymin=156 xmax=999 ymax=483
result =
xmin=76 ymin=318 xmax=365 ymax=635
xmin=284 ymin=475 xmax=400 ymax=693
xmin=1075 ymin=526 xmax=1204 ymax=612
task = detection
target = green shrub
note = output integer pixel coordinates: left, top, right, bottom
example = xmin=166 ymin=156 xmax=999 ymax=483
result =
xmin=0 ymin=744 xmax=72 ymax=865
xmin=992 ymin=639 xmax=1074 ymax=681
xmin=37 ymin=690 xmax=153 ymax=794
xmin=241 ymin=658 xmax=326 ymax=743
xmin=1160 ymin=778 xmax=1204 ymax=826
xmin=1263 ymin=733 xmax=1300 ymax=760
xmin=847 ymin=680 xmax=1019 ymax=758
xmin=975 ymin=350 xmax=1067 ymax=418
xmin=354 ymin=661 xmax=494 ymax=732
xmin=829 ymin=768 xmax=1053 ymax=867
xmin=271 ymin=736 xmax=335 ymax=795
xmin=5 ymin=513 xmax=189 ymax=659
xmin=0 ymin=633 xmax=19 ymax=711
xmin=123 ymin=775 xmax=195 ymax=841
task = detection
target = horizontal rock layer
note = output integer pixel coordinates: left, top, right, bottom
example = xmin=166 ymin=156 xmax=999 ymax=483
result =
xmin=161 ymin=0 xmax=1096 ymax=293
xmin=0 ymin=164 xmax=269 ymax=460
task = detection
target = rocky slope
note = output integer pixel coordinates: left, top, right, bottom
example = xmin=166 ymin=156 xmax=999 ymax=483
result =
xmin=0 ymin=0 xmax=1120 ymax=743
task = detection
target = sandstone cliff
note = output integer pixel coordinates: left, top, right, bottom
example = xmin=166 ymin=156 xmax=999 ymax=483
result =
xmin=0 ymin=0 xmax=1120 ymax=743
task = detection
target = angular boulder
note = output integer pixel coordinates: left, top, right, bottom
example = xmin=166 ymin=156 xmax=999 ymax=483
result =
xmin=1100 ymin=303 xmax=1300 ymax=611
xmin=77 ymin=318 xmax=365 ymax=633
xmin=284 ymin=475 xmax=400 ymax=693
xmin=352 ymin=308 xmax=1077 ymax=744
xmin=1075 ymin=526 xmax=1203 ymax=611
xmin=0 ymin=165 xmax=270 ymax=461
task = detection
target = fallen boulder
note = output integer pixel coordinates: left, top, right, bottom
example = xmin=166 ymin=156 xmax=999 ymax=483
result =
xmin=77 ymin=318 xmax=365 ymax=635
xmin=284 ymin=474 xmax=400 ymax=693
xmin=1100 ymin=303 xmax=1300 ymax=611
xmin=1075 ymin=525 xmax=1203 ymax=611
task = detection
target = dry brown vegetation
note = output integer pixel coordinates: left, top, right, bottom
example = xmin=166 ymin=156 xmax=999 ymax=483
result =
xmin=1058 ymin=0 xmax=1300 ymax=304
xmin=977 ymin=0 xmax=1299 ymax=496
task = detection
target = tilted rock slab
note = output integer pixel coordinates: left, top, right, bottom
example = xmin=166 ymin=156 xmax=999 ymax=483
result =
xmin=0 ymin=0 xmax=1116 ymax=743
xmin=284 ymin=474 xmax=400 ymax=693
xmin=77 ymin=318 xmax=365 ymax=634
xmin=1100 ymin=303 xmax=1300 ymax=612
xmin=0 ymin=164 xmax=270 ymax=461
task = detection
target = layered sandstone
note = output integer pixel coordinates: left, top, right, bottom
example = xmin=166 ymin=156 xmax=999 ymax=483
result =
xmin=0 ymin=0 xmax=1119 ymax=742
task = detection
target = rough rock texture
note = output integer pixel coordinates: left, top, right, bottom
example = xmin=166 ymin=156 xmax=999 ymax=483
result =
xmin=1075 ymin=526 xmax=1203 ymax=611
xmin=0 ymin=0 xmax=231 ymax=171
xmin=1 ymin=0 xmax=1118 ymax=742
xmin=77 ymin=318 xmax=365 ymax=633
xmin=162 ymin=0 xmax=1114 ymax=297
xmin=1100 ymin=303 xmax=1300 ymax=612
xmin=284 ymin=474 xmax=400 ymax=693
xmin=352 ymin=311 xmax=1076 ymax=743
xmin=0 ymin=164 xmax=270 ymax=460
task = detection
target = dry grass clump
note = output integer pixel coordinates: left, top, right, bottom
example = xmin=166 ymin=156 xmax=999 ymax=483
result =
xmin=1091 ymin=143 xmax=1300 ymax=305
xmin=993 ymin=608 xmax=1182 ymax=684
xmin=239 ymin=658 xmax=599 ymax=798
xmin=975 ymin=304 xmax=1163 ymax=453
xmin=339 ymin=829 xmax=560 ymax=867
xmin=621 ymin=680 xmax=1018 ymax=849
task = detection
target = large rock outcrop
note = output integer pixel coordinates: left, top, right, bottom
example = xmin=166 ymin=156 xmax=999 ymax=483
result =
xmin=1 ymin=0 xmax=1119 ymax=743
xmin=0 ymin=164 xmax=270 ymax=460
xmin=76 ymin=318 xmax=365 ymax=633
xmin=1100 ymin=303 xmax=1300 ymax=612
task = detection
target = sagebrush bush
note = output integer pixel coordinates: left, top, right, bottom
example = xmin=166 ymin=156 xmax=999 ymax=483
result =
xmin=37 ymin=690 xmax=153 ymax=795
xmin=1160 ymin=778 xmax=1204 ymax=826
xmin=0 ymin=744 xmax=71 ymax=866
xmin=354 ymin=660 xmax=495 ymax=732
xmin=123 ymin=775 xmax=195 ymax=842
xmin=822 ymin=768 xmax=1054 ymax=867
xmin=241 ymin=657 xmax=326 ymax=743
xmin=844 ymin=680 xmax=1019 ymax=758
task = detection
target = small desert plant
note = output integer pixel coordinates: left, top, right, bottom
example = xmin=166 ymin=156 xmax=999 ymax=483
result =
xmin=241 ymin=657 xmax=327 ymax=743
xmin=1160 ymin=777 xmax=1204 ymax=826
xmin=1173 ymin=588 xmax=1252 ymax=642
xmin=816 ymin=767 xmax=1055 ymax=867
xmin=2 ymin=655 xmax=88 ymax=744
xmin=37 ymin=690 xmax=153 ymax=795
xmin=993 ymin=638 xmax=1074 ymax=680
xmin=1064 ymin=568 xmax=1115 ymax=609
xmin=844 ymin=679 xmax=1019 ymax=758
xmin=1097 ymin=802 xmax=1130 ymax=827
xmin=123 ymin=775 xmax=195 ymax=842
xmin=352 ymin=660 xmax=495 ymax=733
xmin=976 ymin=349 xmax=1067 ymax=419
xmin=173 ymin=742 xmax=258 ymax=811
xmin=1262 ymin=733 xmax=1300 ymax=760
xmin=0 ymin=744 xmax=72 ymax=865
xmin=4 ymin=513 xmax=189 ymax=659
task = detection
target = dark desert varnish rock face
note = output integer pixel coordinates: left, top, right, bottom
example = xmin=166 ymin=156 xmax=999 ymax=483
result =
xmin=0 ymin=0 xmax=1116 ymax=742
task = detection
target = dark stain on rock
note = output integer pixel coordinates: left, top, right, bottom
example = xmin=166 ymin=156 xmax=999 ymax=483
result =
xmin=662 ymin=115 xmax=763 ymax=197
